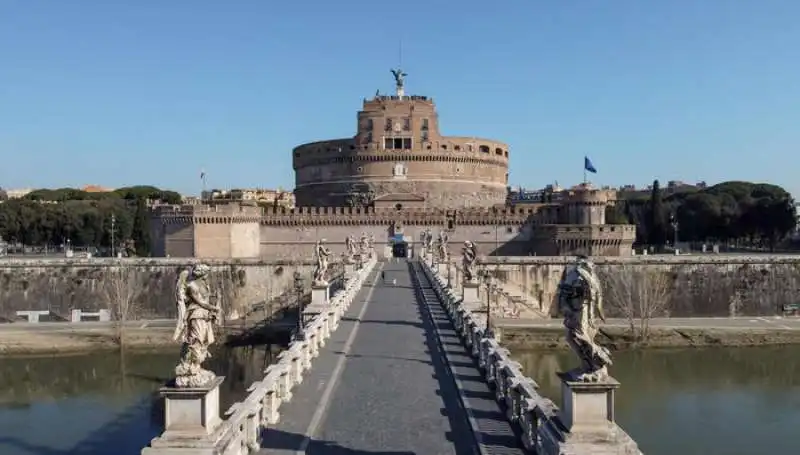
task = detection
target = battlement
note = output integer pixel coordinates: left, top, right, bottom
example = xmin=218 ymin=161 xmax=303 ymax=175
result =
xmin=561 ymin=187 xmax=617 ymax=205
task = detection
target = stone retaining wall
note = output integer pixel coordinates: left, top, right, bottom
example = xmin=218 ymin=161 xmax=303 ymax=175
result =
xmin=0 ymin=258 xmax=341 ymax=321
xmin=479 ymin=255 xmax=800 ymax=317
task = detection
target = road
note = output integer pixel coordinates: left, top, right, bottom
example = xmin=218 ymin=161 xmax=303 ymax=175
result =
xmin=0 ymin=319 xmax=175 ymax=332
xmin=495 ymin=316 xmax=800 ymax=331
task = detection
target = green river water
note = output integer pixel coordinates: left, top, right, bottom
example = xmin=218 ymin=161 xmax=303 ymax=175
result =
xmin=0 ymin=345 xmax=797 ymax=454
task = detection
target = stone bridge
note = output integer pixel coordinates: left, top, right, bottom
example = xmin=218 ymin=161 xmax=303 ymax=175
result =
xmin=142 ymin=255 xmax=642 ymax=454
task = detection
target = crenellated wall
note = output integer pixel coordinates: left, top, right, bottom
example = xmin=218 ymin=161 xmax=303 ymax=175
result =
xmin=480 ymin=255 xmax=800 ymax=318
xmin=151 ymin=202 xmax=637 ymax=260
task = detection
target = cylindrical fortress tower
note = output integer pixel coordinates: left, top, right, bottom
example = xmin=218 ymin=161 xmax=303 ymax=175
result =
xmin=560 ymin=186 xmax=615 ymax=225
xmin=292 ymin=73 xmax=509 ymax=208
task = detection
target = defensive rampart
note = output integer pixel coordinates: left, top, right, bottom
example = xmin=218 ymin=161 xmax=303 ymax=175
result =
xmin=478 ymin=255 xmax=800 ymax=317
xmin=0 ymin=258 xmax=342 ymax=322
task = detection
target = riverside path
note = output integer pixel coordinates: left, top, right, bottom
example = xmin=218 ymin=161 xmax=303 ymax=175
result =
xmin=260 ymin=260 xmax=526 ymax=454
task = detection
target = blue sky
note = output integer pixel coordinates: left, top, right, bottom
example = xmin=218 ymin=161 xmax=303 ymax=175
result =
xmin=1 ymin=1 xmax=798 ymax=197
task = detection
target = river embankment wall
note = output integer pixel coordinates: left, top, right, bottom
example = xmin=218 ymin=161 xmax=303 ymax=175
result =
xmin=480 ymin=255 xmax=800 ymax=318
xmin=0 ymin=258 xmax=335 ymax=321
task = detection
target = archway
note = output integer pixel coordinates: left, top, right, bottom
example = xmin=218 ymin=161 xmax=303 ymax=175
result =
xmin=390 ymin=233 xmax=409 ymax=258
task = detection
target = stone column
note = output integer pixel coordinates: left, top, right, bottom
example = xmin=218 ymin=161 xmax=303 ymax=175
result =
xmin=143 ymin=376 xmax=226 ymax=454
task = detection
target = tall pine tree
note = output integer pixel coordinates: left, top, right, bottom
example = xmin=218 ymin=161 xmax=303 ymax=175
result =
xmin=647 ymin=179 xmax=667 ymax=251
xmin=131 ymin=197 xmax=151 ymax=257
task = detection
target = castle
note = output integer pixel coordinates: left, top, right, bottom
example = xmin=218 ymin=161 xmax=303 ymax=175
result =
xmin=150 ymin=71 xmax=635 ymax=260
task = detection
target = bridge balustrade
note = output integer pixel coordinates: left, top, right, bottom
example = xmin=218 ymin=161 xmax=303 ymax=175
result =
xmin=419 ymin=259 xmax=643 ymax=455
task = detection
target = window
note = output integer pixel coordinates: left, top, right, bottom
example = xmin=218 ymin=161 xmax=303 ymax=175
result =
xmin=365 ymin=132 xmax=372 ymax=144
xmin=454 ymin=145 xmax=461 ymax=151
xmin=364 ymin=118 xmax=373 ymax=131
xmin=403 ymin=117 xmax=411 ymax=131
xmin=421 ymin=130 xmax=429 ymax=142
xmin=384 ymin=118 xmax=393 ymax=132
xmin=495 ymin=147 xmax=503 ymax=156
xmin=479 ymin=145 xmax=490 ymax=154
xmin=393 ymin=162 xmax=408 ymax=179
xmin=421 ymin=118 xmax=429 ymax=131
xmin=384 ymin=137 xmax=413 ymax=150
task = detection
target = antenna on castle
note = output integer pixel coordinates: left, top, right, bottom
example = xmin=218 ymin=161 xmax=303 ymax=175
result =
xmin=391 ymin=40 xmax=407 ymax=97
xmin=398 ymin=39 xmax=403 ymax=69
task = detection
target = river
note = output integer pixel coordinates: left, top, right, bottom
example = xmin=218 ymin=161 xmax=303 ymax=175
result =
xmin=0 ymin=346 xmax=797 ymax=454
xmin=0 ymin=345 xmax=279 ymax=455
xmin=515 ymin=346 xmax=800 ymax=455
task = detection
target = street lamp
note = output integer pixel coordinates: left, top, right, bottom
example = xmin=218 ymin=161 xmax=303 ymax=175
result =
xmin=293 ymin=271 xmax=305 ymax=341
xmin=670 ymin=213 xmax=679 ymax=248
xmin=482 ymin=270 xmax=494 ymax=337
xmin=110 ymin=214 xmax=116 ymax=258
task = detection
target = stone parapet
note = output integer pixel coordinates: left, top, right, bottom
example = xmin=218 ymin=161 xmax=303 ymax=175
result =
xmin=480 ymin=254 xmax=800 ymax=265
xmin=420 ymin=260 xmax=642 ymax=455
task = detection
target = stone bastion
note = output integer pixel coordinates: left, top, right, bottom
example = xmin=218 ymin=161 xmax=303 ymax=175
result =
xmin=0 ymin=258 xmax=343 ymax=322
xmin=475 ymin=254 xmax=800 ymax=318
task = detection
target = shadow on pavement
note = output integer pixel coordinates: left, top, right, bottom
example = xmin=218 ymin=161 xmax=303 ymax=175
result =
xmin=261 ymin=427 xmax=416 ymax=454
xmin=408 ymin=260 xmax=526 ymax=453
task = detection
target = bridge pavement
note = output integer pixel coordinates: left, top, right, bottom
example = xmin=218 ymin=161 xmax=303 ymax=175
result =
xmin=260 ymin=261 xmax=525 ymax=454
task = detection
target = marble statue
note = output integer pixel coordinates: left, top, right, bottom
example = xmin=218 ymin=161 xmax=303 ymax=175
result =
xmin=422 ymin=229 xmax=433 ymax=251
xmin=437 ymin=230 xmax=450 ymax=262
xmin=173 ymin=263 xmax=220 ymax=388
xmin=359 ymin=232 xmax=369 ymax=255
xmin=313 ymin=239 xmax=332 ymax=285
xmin=345 ymin=234 xmax=357 ymax=262
xmin=462 ymin=240 xmax=477 ymax=282
xmin=557 ymin=256 xmax=613 ymax=382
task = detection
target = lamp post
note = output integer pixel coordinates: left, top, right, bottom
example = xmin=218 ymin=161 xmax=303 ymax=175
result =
xmin=110 ymin=214 xmax=116 ymax=258
xmin=293 ymin=271 xmax=305 ymax=341
xmin=482 ymin=270 xmax=494 ymax=337
xmin=670 ymin=213 xmax=679 ymax=248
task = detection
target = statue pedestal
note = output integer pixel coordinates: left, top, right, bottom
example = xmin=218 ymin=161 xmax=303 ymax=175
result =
xmin=559 ymin=373 xmax=620 ymax=436
xmin=143 ymin=376 xmax=225 ymax=454
xmin=311 ymin=283 xmax=329 ymax=306
xmin=305 ymin=283 xmax=330 ymax=322
xmin=344 ymin=263 xmax=356 ymax=279
xmin=462 ymin=281 xmax=481 ymax=310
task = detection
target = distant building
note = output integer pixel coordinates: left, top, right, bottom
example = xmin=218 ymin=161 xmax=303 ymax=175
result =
xmin=81 ymin=184 xmax=114 ymax=193
xmin=202 ymin=188 xmax=295 ymax=209
xmin=5 ymin=188 xmax=33 ymax=199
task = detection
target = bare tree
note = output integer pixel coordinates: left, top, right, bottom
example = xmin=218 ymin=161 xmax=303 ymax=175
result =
xmin=102 ymin=265 xmax=142 ymax=346
xmin=602 ymin=264 xmax=672 ymax=341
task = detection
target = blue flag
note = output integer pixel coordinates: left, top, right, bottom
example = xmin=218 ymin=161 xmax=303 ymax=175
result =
xmin=584 ymin=156 xmax=597 ymax=174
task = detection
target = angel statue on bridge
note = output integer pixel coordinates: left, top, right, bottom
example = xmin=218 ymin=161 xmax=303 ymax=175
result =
xmin=345 ymin=234 xmax=357 ymax=262
xmin=173 ymin=263 xmax=221 ymax=388
xmin=462 ymin=240 xmax=477 ymax=282
xmin=557 ymin=256 xmax=613 ymax=382
xmin=313 ymin=239 xmax=332 ymax=285
xmin=437 ymin=230 xmax=450 ymax=262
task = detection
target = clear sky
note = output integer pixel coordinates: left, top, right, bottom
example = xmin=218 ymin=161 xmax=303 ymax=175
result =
xmin=1 ymin=1 xmax=798 ymax=197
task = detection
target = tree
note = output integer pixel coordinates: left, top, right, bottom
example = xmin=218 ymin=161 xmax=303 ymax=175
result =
xmin=646 ymin=180 xmax=667 ymax=250
xmin=102 ymin=265 xmax=142 ymax=346
xmin=604 ymin=203 xmax=630 ymax=225
xmin=131 ymin=197 xmax=151 ymax=257
xmin=602 ymin=265 xmax=672 ymax=341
